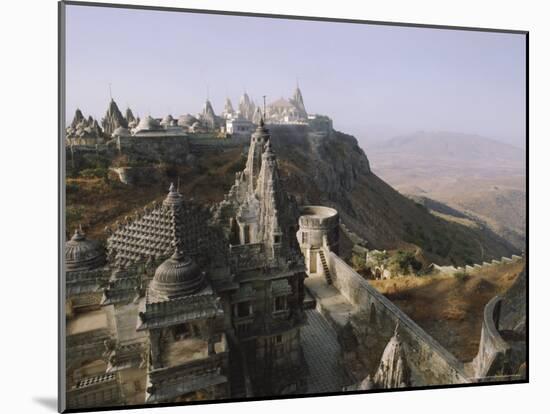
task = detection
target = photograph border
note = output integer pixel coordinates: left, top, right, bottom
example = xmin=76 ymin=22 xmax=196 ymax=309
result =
xmin=58 ymin=1 xmax=529 ymax=412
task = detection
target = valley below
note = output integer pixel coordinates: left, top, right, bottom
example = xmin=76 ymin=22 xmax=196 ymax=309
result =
xmin=365 ymin=131 xmax=526 ymax=251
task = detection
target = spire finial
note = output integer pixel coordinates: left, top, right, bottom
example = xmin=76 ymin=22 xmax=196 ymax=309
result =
xmin=394 ymin=321 xmax=401 ymax=338
xmin=262 ymin=95 xmax=267 ymax=119
xmin=72 ymin=225 xmax=85 ymax=241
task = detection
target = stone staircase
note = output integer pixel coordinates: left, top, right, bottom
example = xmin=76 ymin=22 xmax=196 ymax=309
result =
xmin=319 ymin=250 xmax=332 ymax=285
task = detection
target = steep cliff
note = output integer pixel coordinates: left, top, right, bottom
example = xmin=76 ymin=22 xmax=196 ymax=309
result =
xmin=268 ymin=125 xmax=517 ymax=266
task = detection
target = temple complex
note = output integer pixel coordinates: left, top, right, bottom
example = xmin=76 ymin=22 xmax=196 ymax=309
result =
xmin=64 ymin=87 xmax=525 ymax=410
xmin=66 ymin=86 xmax=332 ymax=146
xmin=265 ymin=86 xmax=308 ymax=124
xmin=102 ymin=98 xmax=128 ymax=137
xmin=64 ymin=116 xmax=310 ymax=408
xmin=238 ymin=92 xmax=256 ymax=121
xmin=66 ymin=109 xmax=104 ymax=145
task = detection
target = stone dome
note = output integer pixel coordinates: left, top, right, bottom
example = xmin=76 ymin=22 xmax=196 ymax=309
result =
xmin=112 ymin=126 xmax=130 ymax=137
xmin=134 ymin=115 xmax=163 ymax=133
xmin=160 ymin=114 xmax=174 ymax=126
xmin=150 ymin=249 xmax=204 ymax=298
xmin=178 ymin=114 xmax=198 ymax=127
xmin=65 ymin=228 xmax=105 ymax=272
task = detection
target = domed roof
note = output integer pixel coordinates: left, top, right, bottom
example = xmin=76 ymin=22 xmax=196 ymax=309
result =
xmin=112 ymin=126 xmax=130 ymax=137
xmin=268 ymin=98 xmax=295 ymax=109
xmin=150 ymin=249 xmax=204 ymax=298
xmin=134 ymin=115 xmax=163 ymax=133
xmin=178 ymin=114 xmax=198 ymax=126
xmin=160 ymin=114 xmax=174 ymax=126
xmin=65 ymin=228 xmax=105 ymax=272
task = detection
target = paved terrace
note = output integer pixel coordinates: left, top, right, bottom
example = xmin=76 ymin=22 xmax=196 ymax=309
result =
xmin=305 ymin=275 xmax=355 ymax=328
xmin=302 ymin=309 xmax=349 ymax=394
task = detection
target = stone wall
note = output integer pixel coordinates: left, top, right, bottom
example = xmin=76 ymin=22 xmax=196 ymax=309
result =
xmin=339 ymin=222 xmax=368 ymax=247
xmin=325 ymin=250 xmax=470 ymax=385
xmin=472 ymin=296 xmax=511 ymax=381
xmin=432 ymin=254 xmax=523 ymax=275
xmin=68 ymin=134 xmax=246 ymax=164
xmin=118 ymin=136 xmax=190 ymax=163
xmin=188 ymin=135 xmax=249 ymax=153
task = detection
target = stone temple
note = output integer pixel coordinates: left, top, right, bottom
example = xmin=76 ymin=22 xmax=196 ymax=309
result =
xmin=64 ymin=110 xmax=525 ymax=410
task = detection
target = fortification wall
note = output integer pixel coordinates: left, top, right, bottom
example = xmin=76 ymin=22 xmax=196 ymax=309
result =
xmin=432 ymin=254 xmax=523 ymax=275
xmin=325 ymin=250 xmax=470 ymax=385
xmin=119 ymin=136 xmax=190 ymax=163
xmin=339 ymin=222 xmax=368 ymax=247
xmin=68 ymin=134 xmax=248 ymax=167
xmin=188 ymin=135 xmax=249 ymax=153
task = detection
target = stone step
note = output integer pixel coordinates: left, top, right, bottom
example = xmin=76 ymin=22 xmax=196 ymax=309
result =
xmin=303 ymin=288 xmax=317 ymax=310
xmin=318 ymin=250 xmax=332 ymax=285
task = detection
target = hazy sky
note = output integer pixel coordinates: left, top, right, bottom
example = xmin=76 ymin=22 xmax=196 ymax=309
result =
xmin=65 ymin=4 xmax=526 ymax=148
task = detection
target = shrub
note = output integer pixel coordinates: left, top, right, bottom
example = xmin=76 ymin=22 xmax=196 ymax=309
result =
xmin=453 ymin=271 xmax=470 ymax=282
xmin=79 ymin=167 xmax=108 ymax=179
xmin=351 ymin=255 xmax=367 ymax=272
xmin=66 ymin=182 xmax=79 ymax=194
xmin=66 ymin=205 xmax=84 ymax=229
xmin=369 ymin=250 xmax=389 ymax=264
xmin=389 ymin=250 xmax=422 ymax=275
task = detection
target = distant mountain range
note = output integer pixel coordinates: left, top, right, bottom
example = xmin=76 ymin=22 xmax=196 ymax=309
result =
xmin=369 ymin=130 xmax=524 ymax=168
xmin=364 ymin=131 xmax=526 ymax=249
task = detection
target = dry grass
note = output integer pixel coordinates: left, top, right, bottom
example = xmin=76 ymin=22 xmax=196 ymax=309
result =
xmin=66 ymin=149 xmax=245 ymax=240
xmin=370 ymin=260 xmax=524 ymax=361
xmin=430 ymin=210 xmax=479 ymax=228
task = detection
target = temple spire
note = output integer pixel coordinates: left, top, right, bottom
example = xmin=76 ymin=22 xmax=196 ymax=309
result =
xmin=163 ymin=182 xmax=184 ymax=208
xmin=373 ymin=322 xmax=411 ymax=389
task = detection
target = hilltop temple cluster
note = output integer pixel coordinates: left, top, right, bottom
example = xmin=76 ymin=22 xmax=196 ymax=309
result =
xmin=64 ymin=90 xmax=526 ymax=410
xmin=65 ymin=119 xmax=310 ymax=408
xmin=66 ymin=86 xmax=330 ymax=146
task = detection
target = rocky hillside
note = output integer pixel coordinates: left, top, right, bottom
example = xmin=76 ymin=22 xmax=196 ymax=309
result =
xmin=268 ymin=126 xmax=517 ymax=266
xmin=365 ymin=131 xmax=526 ymax=250
xmin=67 ymin=126 xmax=518 ymax=266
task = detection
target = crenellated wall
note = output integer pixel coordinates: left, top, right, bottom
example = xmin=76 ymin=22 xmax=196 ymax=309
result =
xmin=324 ymin=249 xmax=470 ymax=385
xmin=432 ymin=254 xmax=523 ymax=275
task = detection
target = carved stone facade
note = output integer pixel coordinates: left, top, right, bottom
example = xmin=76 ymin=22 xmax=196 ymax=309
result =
xmin=66 ymin=109 xmax=104 ymax=146
xmin=101 ymin=99 xmax=128 ymax=137
xmin=211 ymin=119 xmax=307 ymax=395
xmin=266 ymin=86 xmax=308 ymax=124
xmin=65 ymin=119 xmax=308 ymax=409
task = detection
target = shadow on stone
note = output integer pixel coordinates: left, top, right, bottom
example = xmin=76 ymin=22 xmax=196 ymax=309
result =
xmin=33 ymin=397 xmax=57 ymax=412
